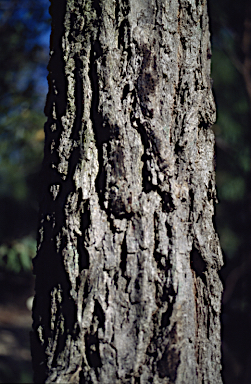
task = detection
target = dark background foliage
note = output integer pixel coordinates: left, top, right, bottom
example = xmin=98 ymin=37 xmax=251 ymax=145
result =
xmin=210 ymin=1 xmax=251 ymax=382
xmin=0 ymin=0 xmax=250 ymax=382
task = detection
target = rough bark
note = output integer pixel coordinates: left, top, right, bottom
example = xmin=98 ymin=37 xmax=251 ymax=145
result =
xmin=31 ymin=0 xmax=223 ymax=383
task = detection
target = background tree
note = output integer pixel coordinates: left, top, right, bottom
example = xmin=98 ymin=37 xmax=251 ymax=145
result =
xmin=31 ymin=0 xmax=223 ymax=383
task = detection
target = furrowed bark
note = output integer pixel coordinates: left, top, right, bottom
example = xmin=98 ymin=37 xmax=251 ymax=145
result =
xmin=31 ymin=0 xmax=223 ymax=383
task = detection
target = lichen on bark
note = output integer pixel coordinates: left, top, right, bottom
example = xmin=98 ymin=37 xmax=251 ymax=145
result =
xmin=31 ymin=0 xmax=223 ymax=383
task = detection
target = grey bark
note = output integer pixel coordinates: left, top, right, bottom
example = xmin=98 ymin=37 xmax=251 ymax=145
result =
xmin=31 ymin=0 xmax=223 ymax=383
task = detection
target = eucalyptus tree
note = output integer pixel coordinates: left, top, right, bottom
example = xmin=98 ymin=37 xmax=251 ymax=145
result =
xmin=31 ymin=0 xmax=223 ymax=383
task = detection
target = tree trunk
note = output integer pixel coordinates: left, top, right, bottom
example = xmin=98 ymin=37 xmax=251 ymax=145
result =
xmin=31 ymin=0 xmax=223 ymax=383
